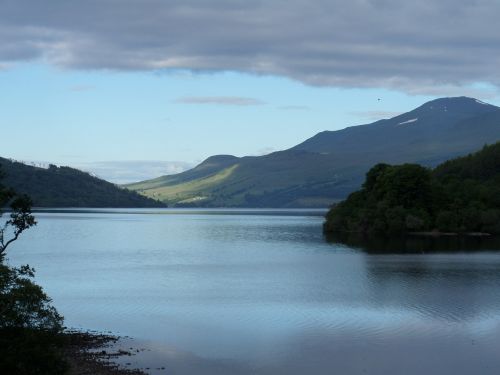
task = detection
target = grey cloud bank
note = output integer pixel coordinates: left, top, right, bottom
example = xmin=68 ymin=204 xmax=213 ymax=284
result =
xmin=1 ymin=0 xmax=500 ymax=94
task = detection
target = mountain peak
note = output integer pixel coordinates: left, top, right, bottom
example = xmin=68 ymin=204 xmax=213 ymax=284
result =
xmin=417 ymin=96 xmax=497 ymax=112
xmin=194 ymin=154 xmax=239 ymax=172
xmin=200 ymin=154 xmax=239 ymax=165
xmin=292 ymin=96 xmax=500 ymax=154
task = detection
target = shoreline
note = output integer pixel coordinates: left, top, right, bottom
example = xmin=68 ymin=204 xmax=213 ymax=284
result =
xmin=324 ymin=230 xmax=493 ymax=237
xmin=64 ymin=330 xmax=151 ymax=375
xmin=410 ymin=231 xmax=492 ymax=237
xmin=63 ymin=330 xmax=251 ymax=375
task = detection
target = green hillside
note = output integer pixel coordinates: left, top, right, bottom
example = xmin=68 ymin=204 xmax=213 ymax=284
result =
xmin=126 ymin=97 xmax=500 ymax=208
xmin=0 ymin=158 xmax=165 ymax=208
xmin=324 ymin=142 xmax=500 ymax=234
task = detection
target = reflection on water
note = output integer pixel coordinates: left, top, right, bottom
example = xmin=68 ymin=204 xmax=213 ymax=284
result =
xmin=325 ymin=231 xmax=500 ymax=253
xmin=6 ymin=209 xmax=500 ymax=375
xmin=366 ymin=255 xmax=500 ymax=322
xmin=328 ymin=232 xmax=500 ymax=324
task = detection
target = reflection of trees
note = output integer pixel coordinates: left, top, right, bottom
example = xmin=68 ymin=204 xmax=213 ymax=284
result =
xmin=325 ymin=233 xmax=500 ymax=322
xmin=324 ymin=232 xmax=500 ymax=254
xmin=368 ymin=258 xmax=500 ymax=322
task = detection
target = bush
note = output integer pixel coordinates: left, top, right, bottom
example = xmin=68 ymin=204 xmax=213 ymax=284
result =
xmin=0 ymin=264 xmax=63 ymax=330
xmin=0 ymin=263 xmax=67 ymax=374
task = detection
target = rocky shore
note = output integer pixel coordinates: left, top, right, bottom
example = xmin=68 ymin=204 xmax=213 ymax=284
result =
xmin=64 ymin=330 xmax=148 ymax=375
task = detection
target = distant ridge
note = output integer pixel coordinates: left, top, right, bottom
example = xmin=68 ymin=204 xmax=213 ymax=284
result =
xmin=292 ymin=97 xmax=499 ymax=157
xmin=0 ymin=158 xmax=165 ymax=208
xmin=126 ymin=96 xmax=500 ymax=208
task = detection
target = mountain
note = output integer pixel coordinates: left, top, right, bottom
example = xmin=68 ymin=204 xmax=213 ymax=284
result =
xmin=126 ymin=97 xmax=500 ymax=208
xmin=292 ymin=97 xmax=499 ymax=162
xmin=0 ymin=159 xmax=165 ymax=208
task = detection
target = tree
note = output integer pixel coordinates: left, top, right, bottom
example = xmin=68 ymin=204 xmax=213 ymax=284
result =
xmin=0 ymin=196 xmax=37 ymax=261
xmin=0 ymin=167 xmax=37 ymax=259
xmin=0 ymin=168 xmax=67 ymax=374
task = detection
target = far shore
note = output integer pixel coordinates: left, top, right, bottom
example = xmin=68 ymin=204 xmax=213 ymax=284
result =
xmin=325 ymin=230 xmax=493 ymax=237
xmin=409 ymin=231 xmax=492 ymax=237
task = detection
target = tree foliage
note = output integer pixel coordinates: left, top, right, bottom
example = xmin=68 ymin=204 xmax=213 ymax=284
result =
xmin=0 ymin=264 xmax=63 ymax=330
xmin=324 ymin=142 xmax=500 ymax=235
xmin=0 ymin=194 xmax=37 ymax=260
xmin=0 ymin=167 xmax=67 ymax=374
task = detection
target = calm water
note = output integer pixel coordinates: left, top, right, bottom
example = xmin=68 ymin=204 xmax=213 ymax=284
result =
xmin=6 ymin=209 xmax=500 ymax=374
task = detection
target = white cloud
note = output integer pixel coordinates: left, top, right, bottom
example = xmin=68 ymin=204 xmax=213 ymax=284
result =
xmin=350 ymin=110 xmax=402 ymax=121
xmin=256 ymin=147 xmax=277 ymax=156
xmin=175 ymin=96 xmax=265 ymax=106
xmin=278 ymin=105 xmax=310 ymax=111
xmin=74 ymin=160 xmax=194 ymax=184
xmin=68 ymin=85 xmax=95 ymax=92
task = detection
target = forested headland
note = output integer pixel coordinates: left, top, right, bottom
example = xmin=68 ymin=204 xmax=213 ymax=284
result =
xmin=324 ymin=142 xmax=500 ymax=235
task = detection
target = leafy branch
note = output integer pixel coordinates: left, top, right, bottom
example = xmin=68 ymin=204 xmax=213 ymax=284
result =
xmin=0 ymin=172 xmax=36 ymax=259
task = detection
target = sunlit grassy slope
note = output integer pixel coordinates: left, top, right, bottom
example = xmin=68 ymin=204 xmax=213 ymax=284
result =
xmin=134 ymin=164 xmax=239 ymax=204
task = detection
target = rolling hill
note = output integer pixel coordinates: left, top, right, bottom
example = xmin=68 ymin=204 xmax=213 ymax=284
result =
xmin=126 ymin=97 xmax=500 ymax=208
xmin=0 ymin=159 xmax=165 ymax=208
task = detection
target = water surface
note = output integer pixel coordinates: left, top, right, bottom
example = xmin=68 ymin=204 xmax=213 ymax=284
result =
xmin=7 ymin=209 xmax=500 ymax=374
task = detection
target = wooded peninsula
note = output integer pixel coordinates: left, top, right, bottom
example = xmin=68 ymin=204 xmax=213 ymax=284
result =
xmin=324 ymin=142 xmax=500 ymax=235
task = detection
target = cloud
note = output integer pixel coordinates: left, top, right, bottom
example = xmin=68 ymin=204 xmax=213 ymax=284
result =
xmin=74 ymin=160 xmax=194 ymax=184
xmin=256 ymin=147 xmax=277 ymax=156
xmin=350 ymin=110 xmax=402 ymax=121
xmin=68 ymin=84 xmax=95 ymax=92
xmin=278 ymin=105 xmax=310 ymax=111
xmin=175 ymin=96 xmax=265 ymax=106
xmin=1 ymin=1 xmax=500 ymax=95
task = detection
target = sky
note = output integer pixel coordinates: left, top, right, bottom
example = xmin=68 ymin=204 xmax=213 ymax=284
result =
xmin=1 ymin=0 xmax=500 ymax=183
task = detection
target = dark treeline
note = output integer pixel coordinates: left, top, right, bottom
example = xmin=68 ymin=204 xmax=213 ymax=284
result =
xmin=324 ymin=142 xmax=500 ymax=235
xmin=0 ymin=158 xmax=165 ymax=207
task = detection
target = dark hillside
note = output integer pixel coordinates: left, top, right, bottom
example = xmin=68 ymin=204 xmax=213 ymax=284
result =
xmin=0 ymin=158 xmax=165 ymax=208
